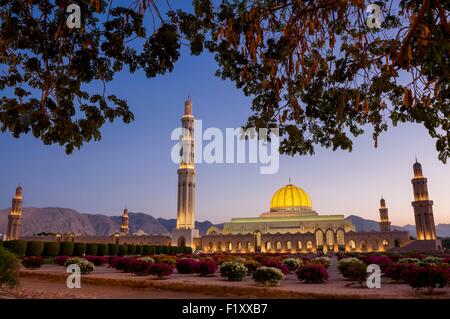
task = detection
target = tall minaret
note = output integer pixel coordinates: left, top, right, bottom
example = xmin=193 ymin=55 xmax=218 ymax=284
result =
xmin=378 ymin=197 xmax=391 ymax=232
xmin=6 ymin=186 xmax=23 ymax=240
xmin=411 ymin=160 xmax=437 ymax=240
xmin=120 ymin=208 xmax=129 ymax=234
xmin=172 ymin=99 xmax=199 ymax=248
xmin=176 ymin=98 xmax=195 ymax=229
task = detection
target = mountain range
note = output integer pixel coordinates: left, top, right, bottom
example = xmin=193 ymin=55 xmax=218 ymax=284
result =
xmin=0 ymin=207 xmax=449 ymax=237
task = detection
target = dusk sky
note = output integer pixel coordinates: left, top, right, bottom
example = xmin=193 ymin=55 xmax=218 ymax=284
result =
xmin=0 ymin=3 xmax=449 ymax=227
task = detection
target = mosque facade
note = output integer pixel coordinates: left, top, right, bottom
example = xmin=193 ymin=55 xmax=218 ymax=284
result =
xmin=3 ymin=100 xmax=442 ymax=253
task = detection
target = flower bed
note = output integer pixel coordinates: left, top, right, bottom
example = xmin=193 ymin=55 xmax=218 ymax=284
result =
xmin=220 ymin=261 xmax=247 ymax=281
xmin=22 ymin=256 xmax=44 ymax=269
xmin=252 ymin=267 xmax=284 ymax=286
xmin=296 ymin=264 xmax=328 ymax=284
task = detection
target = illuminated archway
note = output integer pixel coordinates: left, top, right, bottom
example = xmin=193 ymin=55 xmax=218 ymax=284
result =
xmin=286 ymin=241 xmax=292 ymax=250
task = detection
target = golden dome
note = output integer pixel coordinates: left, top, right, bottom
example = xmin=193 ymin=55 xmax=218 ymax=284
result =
xmin=270 ymin=184 xmax=312 ymax=211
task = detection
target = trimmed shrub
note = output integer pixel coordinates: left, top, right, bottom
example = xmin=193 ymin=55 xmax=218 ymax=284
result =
xmin=261 ymin=259 xmax=289 ymax=275
xmin=176 ymin=258 xmax=199 ymax=274
xmin=398 ymin=258 xmax=421 ymax=264
xmin=405 ymin=265 xmax=449 ymax=293
xmin=385 ymin=263 xmax=417 ymax=283
xmin=296 ymin=264 xmax=329 ymax=284
xmin=148 ymin=262 xmax=174 ymax=279
xmin=118 ymin=244 xmax=128 ymax=256
xmin=127 ymin=244 xmax=136 ymax=255
xmin=253 ymin=267 xmax=284 ymax=287
xmin=130 ymin=260 xmax=151 ymax=276
xmin=138 ymin=256 xmax=155 ymax=263
xmin=182 ymin=246 xmax=193 ymax=254
xmin=364 ymin=255 xmax=393 ymax=272
xmin=54 ymin=256 xmax=70 ymax=266
xmin=43 ymin=242 xmax=60 ymax=257
xmin=64 ymin=257 xmax=94 ymax=274
xmin=283 ymin=258 xmax=302 ymax=272
xmin=198 ymin=258 xmax=218 ymax=276
xmin=142 ymin=245 xmax=153 ymax=255
xmin=97 ymin=244 xmax=108 ymax=256
xmin=108 ymin=244 xmax=119 ymax=256
xmin=73 ymin=243 xmax=87 ymax=256
xmin=109 ymin=257 xmax=133 ymax=272
xmin=25 ymin=241 xmax=44 ymax=257
xmin=155 ymin=246 xmax=164 ymax=254
xmin=220 ymin=261 xmax=247 ymax=281
xmin=244 ymin=260 xmax=261 ymax=275
xmin=310 ymin=256 xmax=332 ymax=268
xmin=0 ymin=247 xmax=20 ymax=290
xmin=156 ymin=256 xmax=177 ymax=265
xmin=86 ymin=243 xmax=98 ymax=256
xmin=3 ymin=240 xmax=27 ymax=257
xmin=135 ymin=245 xmax=143 ymax=256
xmin=338 ymin=257 xmax=367 ymax=282
xmin=59 ymin=242 xmax=74 ymax=256
xmin=84 ymin=256 xmax=108 ymax=266
xmin=419 ymin=256 xmax=442 ymax=266
xmin=22 ymin=256 xmax=44 ymax=269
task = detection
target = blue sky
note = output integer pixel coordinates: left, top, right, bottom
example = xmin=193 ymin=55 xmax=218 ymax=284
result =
xmin=0 ymin=2 xmax=449 ymax=226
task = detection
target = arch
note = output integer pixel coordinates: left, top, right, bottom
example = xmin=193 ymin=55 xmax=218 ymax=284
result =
xmin=336 ymin=229 xmax=345 ymax=250
xmin=315 ymin=229 xmax=324 ymax=250
xmin=286 ymin=241 xmax=292 ymax=250
xmin=382 ymin=239 xmax=389 ymax=248
xmin=360 ymin=240 xmax=367 ymax=250
xmin=371 ymin=239 xmax=379 ymax=251
xmin=275 ymin=241 xmax=282 ymax=250
xmin=306 ymin=241 xmax=313 ymax=251
xmin=237 ymin=241 xmax=242 ymax=251
xmin=297 ymin=241 xmax=302 ymax=250
xmin=246 ymin=241 xmax=252 ymax=251
xmin=177 ymin=236 xmax=186 ymax=247
xmin=325 ymin=229 xmax=334 ymax=249
xmin=265 ymin=241 xmax=272 ymax=251
xmin=349 ymin=240 xmax=356 ymax=250
xmin=227 ymin=241 xmax=232 ymax=251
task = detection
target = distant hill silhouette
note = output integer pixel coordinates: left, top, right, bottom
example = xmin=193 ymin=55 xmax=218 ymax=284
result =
xmin=0 ymin=208 xmax=448 ymax=238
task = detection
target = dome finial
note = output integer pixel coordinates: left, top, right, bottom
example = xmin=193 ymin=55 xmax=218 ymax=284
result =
xmin=288 ymin=177 xmax=291 ymax=184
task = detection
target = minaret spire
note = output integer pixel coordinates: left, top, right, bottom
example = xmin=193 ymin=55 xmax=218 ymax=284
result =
xmin=379 ymin=197 xmax=390 ymax=232
xmin=6 ymin=185 xmax=24 ymax=240
xmin=411 ymin=160 xmax=436 ymax=240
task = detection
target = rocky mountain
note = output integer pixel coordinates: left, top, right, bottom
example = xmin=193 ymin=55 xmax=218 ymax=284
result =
xmin=346 ymin=215 xmax=450 ymax=237
xmin=0 ymin=207 xmax=218 ymax=237
xmin=1 ymin=208 xmax=448 ymax=238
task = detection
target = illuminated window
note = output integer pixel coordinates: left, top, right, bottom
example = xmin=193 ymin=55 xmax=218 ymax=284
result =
xmin=382 ymin=239 xmax=389 ymax=247
xmin=275 ymin=241 xmax=282 ymax=250
xmin=306 ymin=241 xmax=313 ymax=250
xmin=349 ymin=240 xmax=356 ymax=250
xmin=227 ymin=242 xmax=232 ymax=251
xmin=360 ymin=240 xmax=367 ymax=250
xmin=265 ymin=241 xmax=272 ymax=251
xmin=297 ymin=241 xmax=302 ymax=250
xmin=246 ymin=241 xmax=252 ymax=251
xmin=237 ymin=242 xmax=242 ymax=250
xmin=286 ymin=241 xmax=292 ymax=250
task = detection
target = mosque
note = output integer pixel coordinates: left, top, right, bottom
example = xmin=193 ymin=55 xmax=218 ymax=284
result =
xmin=3 ymin=99 xmax=443 ymax=253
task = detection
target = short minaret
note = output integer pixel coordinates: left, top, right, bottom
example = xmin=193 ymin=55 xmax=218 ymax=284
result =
xmin=171 ymin=98 xmax=199 ymax=249
xmin=378 ymin=197 xmax=391 ymax=232
xmin=120 ymin=208 xmax=129 ymax=235
xmin=411 ymin=160 xmax=437 ymax=240
xmin=6 ymin=186 xmax=24 ymax=240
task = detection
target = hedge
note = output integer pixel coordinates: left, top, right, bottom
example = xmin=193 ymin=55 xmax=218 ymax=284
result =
xmin=142 ymin=245 xmax=154 ymax=255
xmin=25 ymin=241 xmax=45 ymax=256
xmin=59 ymin=242 xmax=74 ymax=256
xmin=42 ymin=242 xmax=60 ymax=257
xmin=127 ymin=244 xmax=136 ymax=255
xmin=73 ymin=243 xmax=87 ymax=256
xmin=135 ymin=245 xmax=143 ymax=256
xmin=3 ymin=240 xmax=27 ymax=257
xmin=155 ymin=246 xmax=164 ymax=254
xmin=97 ymin=243 xmax=108 ymax=256
xmin=86 ymin=243 xmax=98 ymax=256
xmin=108 ymin=244 xmax=118 ymax=256
xmin=118 ymin=244 xmax=128 ymax=256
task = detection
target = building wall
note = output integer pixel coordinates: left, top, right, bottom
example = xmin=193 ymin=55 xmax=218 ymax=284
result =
xmin=21 ymin=234 xmax=171 ymax=246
